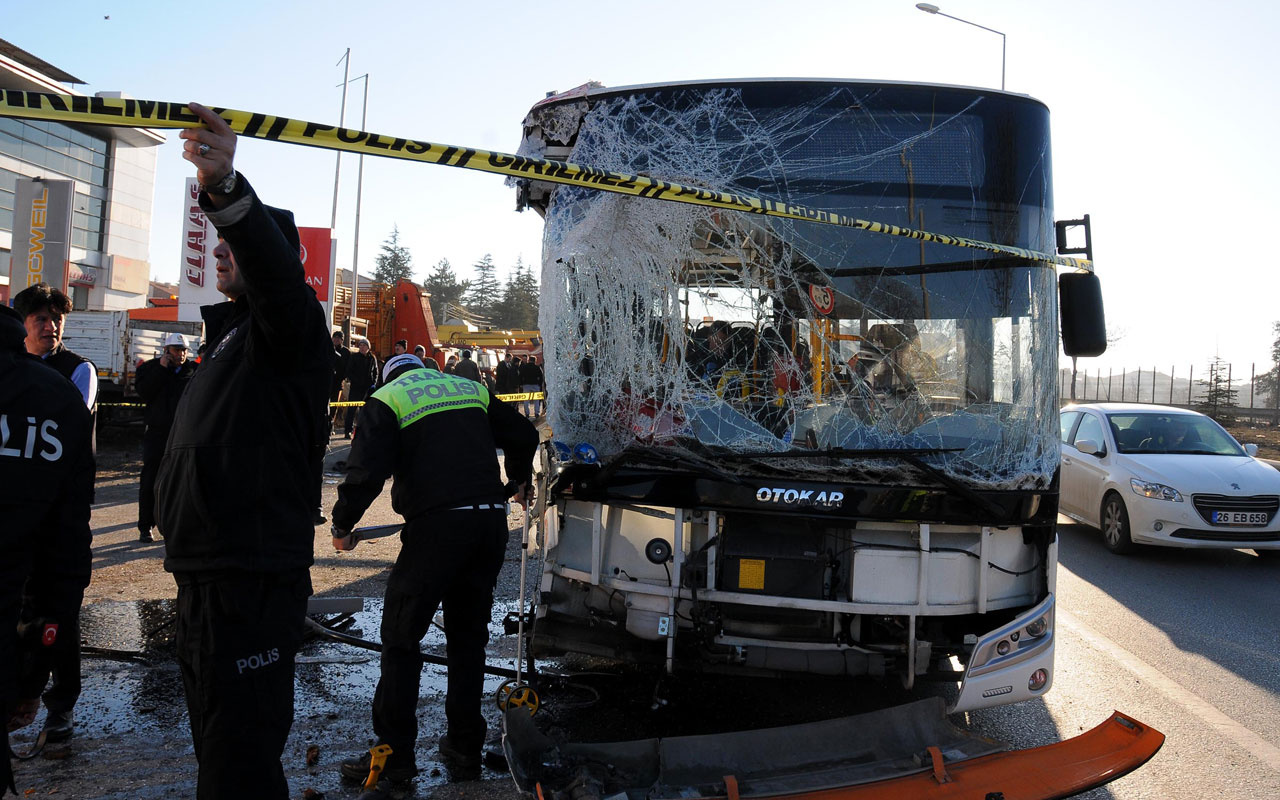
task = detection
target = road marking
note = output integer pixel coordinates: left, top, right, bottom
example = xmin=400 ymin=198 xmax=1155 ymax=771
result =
xmin=1058 ymin=608 xmax=1280 ymax=772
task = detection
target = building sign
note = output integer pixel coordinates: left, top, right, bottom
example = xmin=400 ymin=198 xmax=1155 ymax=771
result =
xmin=68 ymin=264 xmax=97 ymax=286
xmin=10 ymin=178 xmax=74 ymax=292
xmin=178 ymin=178 xmax=224 ymax=322
xmin=298 ymin=227 xmax=332 ymax=303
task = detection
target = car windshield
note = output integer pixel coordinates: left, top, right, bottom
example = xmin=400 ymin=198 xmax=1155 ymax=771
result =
xmin=1106 ymin=412 xmax=1245 ymax=456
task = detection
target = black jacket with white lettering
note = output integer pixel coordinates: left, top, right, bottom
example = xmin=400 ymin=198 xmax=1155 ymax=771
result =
xmin=155 ymin=175 xmax=330 ymax=575
xmin=331 ymin=365 xmax=539 ymax=531
xmin=0 ymin=307 xmax=93 ymax=574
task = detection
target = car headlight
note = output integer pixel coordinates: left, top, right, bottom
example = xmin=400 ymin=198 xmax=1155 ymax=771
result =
xmin=1130 ymin=478 xmax=1183 ymax=502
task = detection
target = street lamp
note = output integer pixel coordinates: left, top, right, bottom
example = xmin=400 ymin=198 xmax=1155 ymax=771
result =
xmin=915 ymin=3 xmax=1006 ymax=91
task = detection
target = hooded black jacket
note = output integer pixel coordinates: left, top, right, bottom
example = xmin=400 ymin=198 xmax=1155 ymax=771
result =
xmin=155 ymin=175 xmax=330 ymax=574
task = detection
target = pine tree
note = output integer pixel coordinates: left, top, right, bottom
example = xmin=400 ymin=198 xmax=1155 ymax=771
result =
xmin=1196 ymin=356 xmax=1238 ymax=426
xmin=422 ymin=258 xmax=469 ymax=324
xmin=494 ymin=257 xmax=539 ymax=330
xmin=372 ymin=225 xmax=414 ymax=285
xmin=463 ymin=253 xmax=502 ymax=324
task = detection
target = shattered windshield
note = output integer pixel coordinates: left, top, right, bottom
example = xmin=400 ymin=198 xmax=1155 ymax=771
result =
xmin=520 ymin=81 xmax=1059 ymax=490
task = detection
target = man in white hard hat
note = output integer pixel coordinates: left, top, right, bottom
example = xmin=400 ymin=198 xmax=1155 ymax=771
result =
xmin=135 ymin=332 xmax=197 ymax=543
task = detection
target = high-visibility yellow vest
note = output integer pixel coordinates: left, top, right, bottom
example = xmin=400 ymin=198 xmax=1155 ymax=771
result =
xmin=370 ymin=369 xmax=490 ymax=429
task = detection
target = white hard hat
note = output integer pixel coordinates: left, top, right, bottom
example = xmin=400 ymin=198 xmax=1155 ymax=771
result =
xmin=164 ymin=332 xmax=188 ymax=349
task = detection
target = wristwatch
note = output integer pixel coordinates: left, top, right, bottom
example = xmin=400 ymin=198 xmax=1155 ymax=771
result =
xmin=202 ymin=170 xmax=239 ymax=196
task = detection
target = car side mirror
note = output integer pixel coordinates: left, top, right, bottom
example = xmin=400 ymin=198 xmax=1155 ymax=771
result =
xmin=1074 ymin=438 xmax=1101 ymax=456
xmin=1244 ymin=443 xmax=1259 ymax=457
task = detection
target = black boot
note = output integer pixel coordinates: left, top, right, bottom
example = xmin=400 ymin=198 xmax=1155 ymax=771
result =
xmin=41 ymin=710 xmax=73 ymax=744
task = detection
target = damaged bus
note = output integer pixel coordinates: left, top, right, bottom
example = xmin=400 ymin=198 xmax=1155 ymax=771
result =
xmin=513 ymin=79 xmax=1105 ymax=713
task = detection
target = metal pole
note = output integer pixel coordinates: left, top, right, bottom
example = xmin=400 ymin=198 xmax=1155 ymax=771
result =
xmin=1108 ymin=368 xmax=1112 ymax=401
xmin=1250 ymin=363 xmax=1255 ymax=409
xmin=1227 ymin=363 xmax=1233 ymax=415
xmin=331 ymin=48 xmax=350 ymax=229
xmin=328 ymin=49 xmax=350 ymax=330
xmin=1121 ymin=369 xmax=1126 ymax=402
xmin=1188 ymin=365 xmax=1193 ymax=405
xmin=349 ymin=74 xmax=369 ymax=324
xmin=916 ymin=5 xmax=1006 ymax=90
xmin=1169 ymin=365 xmax=1175 ymax=406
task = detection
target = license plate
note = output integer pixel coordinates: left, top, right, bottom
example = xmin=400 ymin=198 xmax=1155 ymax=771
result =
xmin=1210 ymin=510 xmax=1269 ymax=526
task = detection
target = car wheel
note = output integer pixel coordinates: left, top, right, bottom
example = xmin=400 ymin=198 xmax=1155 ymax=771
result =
xmin=1101 ymin=493 xmax=1136 ymax=554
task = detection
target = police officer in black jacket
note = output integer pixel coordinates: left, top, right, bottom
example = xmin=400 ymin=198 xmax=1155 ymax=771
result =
xmin=0 ymin=304 xmax=92 ymax=795
xmin=10 ymin=283 xmax=97 ymax=745
xmin=331 ymin=353 xmax=538 ymax=788
xmin=154 ymin=102 xmax=331 ymax=799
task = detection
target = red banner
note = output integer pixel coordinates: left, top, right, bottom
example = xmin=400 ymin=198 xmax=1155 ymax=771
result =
xmin=298 ymin=227 xmax=332 ymax=303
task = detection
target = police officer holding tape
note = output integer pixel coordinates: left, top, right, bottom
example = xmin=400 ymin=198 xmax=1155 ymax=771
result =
xmin=330 ymin=353 xmax=538 ymax=790
xmin=153 ymin=102 xmax=331 ymax=798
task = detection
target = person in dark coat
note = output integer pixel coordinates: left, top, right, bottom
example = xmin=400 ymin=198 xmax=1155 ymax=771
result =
xmin=329 ymin=331 xmax=351 ymax=429
xmin=452 ymin=348 xmax=481 ymax=383
xmin=155 ymin=102 xmax=331 ymax=799
xmin=344 ymin=338 xmax=379 ymax=438
xmin=11 ymin=282 xmax=97 ymax=745
xmin=0 ymin=304 xmax=92 ymax=795
xmin=520 ymin=354 xmax=546 ymax=418
xmin=134 ymin=332 xmax=196 ymax=542
xmin=331 ymin=354 xmax=538 ymax=788
xmin=495 ymin=353 xmax=514 ymax=395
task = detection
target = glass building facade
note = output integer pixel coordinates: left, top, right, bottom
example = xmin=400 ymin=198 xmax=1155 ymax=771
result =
xmin=0 ymin=116 xmax=109 ymax=252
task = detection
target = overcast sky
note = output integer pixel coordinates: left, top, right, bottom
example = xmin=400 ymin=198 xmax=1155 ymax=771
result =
xmin=7 ymin=0 xmax=1278 ymax=374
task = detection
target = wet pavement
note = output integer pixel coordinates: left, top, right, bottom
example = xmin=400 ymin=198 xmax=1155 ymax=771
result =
xmin=10 ymin=596 xmax=533 ymax=798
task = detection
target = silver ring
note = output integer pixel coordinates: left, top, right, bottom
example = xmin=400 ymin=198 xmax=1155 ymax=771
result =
xmin=198 ymin=143 xmax=211 ymax=157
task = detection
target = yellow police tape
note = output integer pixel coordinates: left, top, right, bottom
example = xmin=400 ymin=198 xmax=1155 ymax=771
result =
xmin=328 ymin=391 xmax=543 ymax=409
xmin=0 ymin=91 xmax=1091 ymax=271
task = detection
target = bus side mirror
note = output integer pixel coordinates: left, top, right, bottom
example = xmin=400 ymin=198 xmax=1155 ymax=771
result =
xmin=1060 ymin=272 xmax=1106 ymax=357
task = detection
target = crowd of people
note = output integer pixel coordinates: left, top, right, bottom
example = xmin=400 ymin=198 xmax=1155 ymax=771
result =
xmin=1 ymin=103 xmax=540 ymax=799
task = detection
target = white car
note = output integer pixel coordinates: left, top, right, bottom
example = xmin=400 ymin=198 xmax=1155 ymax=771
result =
xmin=1059 ymin=403 xmax=1280 ymax=557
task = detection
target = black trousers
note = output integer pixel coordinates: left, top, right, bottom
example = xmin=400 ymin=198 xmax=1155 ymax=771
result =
xmin=175 ymin=569 xmax=311 ymax=800
xmin=138 ymin=430 xmax=166 ymax=532
xmin=17 ymin=573 xmax=84 ymax=717
xmin=372 ymin=509 xmax=507 ymax=770
xmin=344 ymin=386 xmax=371 ymax=435
xmin=1 ymin=544 xmax=33 ymax=794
